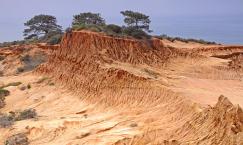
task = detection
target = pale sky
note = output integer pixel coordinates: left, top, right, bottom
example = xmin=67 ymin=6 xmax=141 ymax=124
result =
xmin=0 ymin=0 xmax=243 ymax=44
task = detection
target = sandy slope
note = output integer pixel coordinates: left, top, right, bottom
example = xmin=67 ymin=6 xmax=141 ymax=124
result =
xmin=0 ymin=32 xmax=242 ymax=144
xmin=0 ymin=73 xmax=140 ymax=144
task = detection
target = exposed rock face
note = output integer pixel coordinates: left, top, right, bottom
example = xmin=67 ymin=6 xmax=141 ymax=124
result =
xmin=114 ymin=96 xmax=243 ymax=145
xmin=37 ymin=31 xmax=243 ymax=144
xmin=38 ymin=31 xmax=187 ymax=107
xmin=171 ymin=96 xmax=243 ymax=145
xmin=191 ymin=46 xmax=243 ymax=56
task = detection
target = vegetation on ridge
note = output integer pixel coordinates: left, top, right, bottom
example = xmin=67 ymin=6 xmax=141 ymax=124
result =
xmin=156 ymin=34 xmax=217 ymax=45
xmin=72 ymin=12 xmax=106 ymax=26
xmin=0 ymin=11 xmax=218 ymax=47
xmin=71 ymin=11 xmax=152 ymax=39
xmin=24 ymin=15 xmax=62 ymax=39
xmin=121 ymin=10 xmax=151 ymax=32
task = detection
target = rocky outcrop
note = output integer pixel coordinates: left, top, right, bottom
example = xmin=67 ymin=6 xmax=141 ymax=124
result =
xmin=114 ymin=96 xmax=243 ymax=145
xmin=171 ymin=96 xmax=243 ymax=145
xmin=37 ymin=31 xmax=243 ymax=144
xmin=38 ymin=31 xmax=188 ymax=107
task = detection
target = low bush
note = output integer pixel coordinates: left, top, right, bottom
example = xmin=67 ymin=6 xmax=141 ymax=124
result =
xmin=18 ymin=52 xmax=48 ymax=74
xmin=47 ymin=34 xmax=62 ymax=45
xmin=0 ymin=40 xmax=26 ymax=48
xmin=0 ymin=114 xmax=14 ymax=128
xmin=36 ymin=77 xmax=49 ymax=84
xmin=0 ymin=89 xmax=10 ymax=97
xmin=73 ymin=24 xmax=104 ymax=33
xmin=0 ymin=32 xmax=63 ymax=48
xmin=105 ymin=24 xmax=122 ymax=34
xmin=72 ymin=24 xmax=151 ymax=40
xmin=72 ymin=24 xmax=86 ymax=31
xmin=39 ymin=31 xmax=63 ymax=45
xmin=0 ymin=82 xmax=22 ymax=89
xmin=0 ymin=89 xmax=10 ymax=109
xmin=122 ymin=27 xmax=151 ymax=39
xmin=155 ymin=34 xmax=217 ymax=45
xmin=5 ymin=133 xmax=29 ymax=145
xmin=12 ymin=109 xmax=37 ymax=121
xmin=0 ymin=109 xmax=37 ymax=128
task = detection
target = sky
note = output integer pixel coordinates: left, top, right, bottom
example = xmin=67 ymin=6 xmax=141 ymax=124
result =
xmin=0 ymin=0 xmax=243 ymax=44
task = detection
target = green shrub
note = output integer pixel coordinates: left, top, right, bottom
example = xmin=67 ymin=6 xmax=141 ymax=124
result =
xmin=72 ymin=23 xmax=151 ymax=39
xmin=105 ymin=24 xmax=122 ymax=34
xmin=155 ymin=34 xmax=217 ymax=45
xmin=0 ymin=82 xmax=22 ymax=89
xmin=0 ymin=40 xmax=26 ymax=48
xmin=9 ymin=109 xmax=37 ymax=121
xmin=0 ymin=89 xmax=10 ymax=109
xmin=18 ymin=52 xmax=47 ymax=74
xmin=0 ymin=115 xmax=14 ymax=128
xmin=14 ymin=109 xmax=37 ymax=121
xmin=72 ymin=24 xmax=104 ymax=32
xmin=36 ymin=77 xmax=49 ymax=84
xmin=37 ymin=30 xmax=63 ymax=45
xmin=87 ymin=25 xmax=102 ymax=32
xmin=5 ymin=133 xmax=29 ymax=145
xmin=0 ymin=109 xmax=37 ymax=128
xmin=47 ymin=34 xmax=63 ymax=45
xmin=0 ymin=89 xmax=10 ymax=97
xmin=72 ymin=24 xmax=86 ymax=31
xmin=122 ymin=27 xmax=151 ymax=39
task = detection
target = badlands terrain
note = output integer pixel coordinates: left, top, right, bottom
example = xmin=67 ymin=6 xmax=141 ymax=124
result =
xmin=0 ymin=31 xmax=243 ymax=145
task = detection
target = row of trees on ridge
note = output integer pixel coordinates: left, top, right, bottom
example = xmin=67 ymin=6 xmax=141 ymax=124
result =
xmin=0 ymin=11 xmax=216 ymax=47
xmin=22 ymin=10 xmax=152 ymax=45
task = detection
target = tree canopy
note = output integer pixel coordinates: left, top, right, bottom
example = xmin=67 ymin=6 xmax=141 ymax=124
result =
xmin=23 ymin=14 xmax=62 ymax=40
xmin=121 ymin=10 xmax=151 ymax=32
xmin=72 ymin=12 xmax=105 ymax=26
